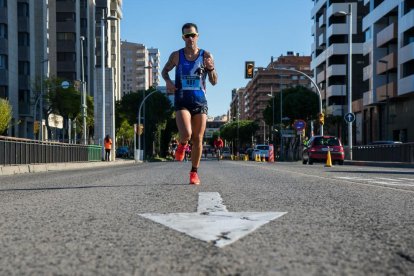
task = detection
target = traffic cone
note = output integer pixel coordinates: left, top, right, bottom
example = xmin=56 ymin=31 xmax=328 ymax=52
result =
xmin=325 ymin=149 xmax=333 ymax=167
xmin=255 ymin=154 xmax=260 ymax=162
xmin=262 ymin=154 xmax=266 ymax=162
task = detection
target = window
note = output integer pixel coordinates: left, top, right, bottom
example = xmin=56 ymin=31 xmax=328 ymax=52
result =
xmin=57 ymin=32 xmax=75 ymax=41
xmin=17 ymin=2 xmax=29 ymax=17
xmin=57 ymin=52 xmax=76 ymax=62
xmin=18 ymin=61 xmax=29 ymax=75
xmin=18 ymin=32 xmax=30 ymax=46
xmin=0 ymin=0 xmax=7 ymax=8
xmin=56 ymin=12 xmax=75 ymax=22
xmin=0 ymin=54 xmax=7 ymax=69
xmin=0 ymin=24 xmax=7 ymax=39
xmin=0 ymin=86 xmax=8 ymax=99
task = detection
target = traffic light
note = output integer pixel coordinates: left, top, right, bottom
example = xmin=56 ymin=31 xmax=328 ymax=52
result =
xmin=318 ymin=113 xmax=325 ymax=125
xmin=245 ymin=61 xmax=255 ymax=79
xmin=138 ymin=124 xmax=144 ymax=135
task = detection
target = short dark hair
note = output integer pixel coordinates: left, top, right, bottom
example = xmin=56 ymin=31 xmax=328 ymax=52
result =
xmin=182 ymin=23 xmax=198 ymax=34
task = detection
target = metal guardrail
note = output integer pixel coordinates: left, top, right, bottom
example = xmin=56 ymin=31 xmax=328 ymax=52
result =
xmin=352 ymin=143 xmax=414 ymax=163
xmin=0 ymin=135 xmax=102 ymax=166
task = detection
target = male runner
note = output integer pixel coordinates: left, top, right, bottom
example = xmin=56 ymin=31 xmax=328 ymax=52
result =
xmin=162 ymin=23 xmax=218 ymax=185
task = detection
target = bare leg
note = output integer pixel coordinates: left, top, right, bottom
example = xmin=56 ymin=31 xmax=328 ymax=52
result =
xmin=175 ymin=110 xmax=192 ymax=145
xmin=190 ymin=113 xmax=207 ymax=168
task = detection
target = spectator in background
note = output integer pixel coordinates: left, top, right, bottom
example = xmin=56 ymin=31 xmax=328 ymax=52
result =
xmin=104 ymin=135 xmax=112 ymax=161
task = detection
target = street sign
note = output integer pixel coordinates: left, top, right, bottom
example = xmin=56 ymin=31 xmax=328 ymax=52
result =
xmin=293 ymin=120 xmax=306 ymax=131
xmin=344 ymin=112 xmax=355 ymax=123
xmin=61 ymin=81 xmax=70 ymax=89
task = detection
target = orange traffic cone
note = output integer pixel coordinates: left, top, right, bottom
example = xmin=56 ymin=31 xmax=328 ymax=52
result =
xmin=325 ymin=149 xmax=333 ymax=167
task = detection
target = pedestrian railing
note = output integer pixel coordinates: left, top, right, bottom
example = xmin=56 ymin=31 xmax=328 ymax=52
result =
xmin=351 ymin=143 xmax=414 ymax=163
xmin=0 ymin=135 xmax=102 ymax=166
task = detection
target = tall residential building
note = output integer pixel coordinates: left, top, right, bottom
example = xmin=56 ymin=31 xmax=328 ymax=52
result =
xmin=0 ymin=0 xmax=47 ymax=138
xmin=148 ymin=48 xmax=161 ymax=87
xmin=311 ymin=0 xmax=367 ymax=144
xmin=94 ymin=0 xmax=122 ymax=146
xmin=241 ymin=52 xmax=312 ymax=143
xmin=49 ymin=0 xmax=95 ymax=95
xmin=362 ymin=0 xmax=414 ymax=143
xmin=121 ymin=41 xmax=153 ymax=95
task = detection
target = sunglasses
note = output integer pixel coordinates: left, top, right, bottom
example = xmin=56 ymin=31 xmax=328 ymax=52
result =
xmin=182 ymin=33 xmax=198 ymax=39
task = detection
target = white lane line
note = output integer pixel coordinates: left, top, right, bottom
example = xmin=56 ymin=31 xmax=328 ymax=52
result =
xmin=335 ymin=177 xmax=414 ymax=187
xmin=236 ymin=163 xmax=414 ymax=194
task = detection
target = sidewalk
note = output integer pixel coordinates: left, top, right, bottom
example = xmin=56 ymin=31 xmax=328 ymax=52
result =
xmin=0 ymin=159 xmax=137 ymax=176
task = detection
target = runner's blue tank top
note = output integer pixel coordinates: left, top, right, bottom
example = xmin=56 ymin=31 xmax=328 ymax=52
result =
xmin=174 ymin=48 xmax=208 ymax=108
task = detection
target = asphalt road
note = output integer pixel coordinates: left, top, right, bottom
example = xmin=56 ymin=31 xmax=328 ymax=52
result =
xmin=0 ymin=160 xmax=413 ymax=275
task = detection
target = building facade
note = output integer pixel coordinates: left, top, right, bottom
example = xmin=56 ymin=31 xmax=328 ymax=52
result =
xmin=362 ymin=0 xmax=414 ymax=143
xmin=311 ymin=0 xmax=414 ymax=143
xmin=148 ymin=47 xmax=161 ymax=88
xmin=239 ymin=52 xmax=312 ymax=143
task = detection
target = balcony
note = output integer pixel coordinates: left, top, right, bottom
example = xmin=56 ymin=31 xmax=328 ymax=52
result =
xmin=318 ymin=33 xmax=325 ymax=46
xmin=317 ymin=70 xmax=326 ymax=83
xmin=327 ymin=23 xmax=348 ymax=38
xmin=376 ymin=52 xmax=397 ymax=75
xmin=0 ymin=39 xmax=7 ymax=54
xmin=363 ymin=90 xmax=374 ymax=106
xmin=376 ymin=23 xmax=397 ymax=47
xmin=363 ymin=64 xmax=372 ymax=81
xmin=326 ymin=104 xmax=345 ymax=116
xmin=326 ymin=64 xmax=346 ymax=77
xmin=0 ymin=69 xmax=7 ymax=85
xmin=363 ymin=39 xmax=373 ymax=55
xmin=376 ymin=81 xmax=397 ymax=102
xmin=398 ymin=74 xmax=414 ymax=96
xmin=399 ymin=43 xmax=414 ymax=64
xmin=326 ymin=84 xmax=346 ymax=98
xmin=0 ymin=9 xmax=7 ymax=24
xmin=318 ymin=14 xmax=325 ymax=27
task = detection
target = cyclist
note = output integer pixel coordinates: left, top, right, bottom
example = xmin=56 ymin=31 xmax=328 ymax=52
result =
xmin=214 ymin=136 xmax=224 ymax=160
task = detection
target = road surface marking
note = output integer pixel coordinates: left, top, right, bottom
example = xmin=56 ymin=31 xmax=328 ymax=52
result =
xmin=140 ymin=192 xmax=287 ymax=248
xmin=335 ymin=176 xmax=414 ymax=186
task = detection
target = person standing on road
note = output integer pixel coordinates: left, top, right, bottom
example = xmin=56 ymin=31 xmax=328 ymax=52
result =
xmin=162 ymin=22 xmax=218 ymax=185
xmin=104 ymin=134 xmax=112 ymax=161
xmin=214 ymin=136 xmax=224 ymax=159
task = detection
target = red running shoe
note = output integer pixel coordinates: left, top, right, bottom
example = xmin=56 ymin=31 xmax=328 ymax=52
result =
xmin=175 ymin=143 xmax=186 ymax=161
xmin=189 ymin=172 xmax=200 ymax=185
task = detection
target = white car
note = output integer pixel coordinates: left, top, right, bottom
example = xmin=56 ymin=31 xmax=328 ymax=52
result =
xmin=221 ymin=147 xmax=231 ymax=159
xmin=253 ymin=144 xmax=270 ymax=160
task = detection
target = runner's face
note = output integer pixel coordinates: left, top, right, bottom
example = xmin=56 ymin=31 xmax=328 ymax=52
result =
xmin=182 ymin=26 xmax=198 ymax=46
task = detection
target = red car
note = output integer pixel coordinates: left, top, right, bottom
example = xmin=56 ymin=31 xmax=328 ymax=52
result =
xmin=302 ymin=136 xmax=345 ymax=165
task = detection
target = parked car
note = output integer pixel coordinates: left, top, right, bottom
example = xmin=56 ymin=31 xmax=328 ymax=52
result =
xmin=116 ymin=146 xmax=131 ymax=158
xmin=221 ymin=147 xmax=231 ymax=159
xmin=302 ymin=136 xmax=344 ymax=165
xmin=253 ymin=144 xmax=270 ymax=160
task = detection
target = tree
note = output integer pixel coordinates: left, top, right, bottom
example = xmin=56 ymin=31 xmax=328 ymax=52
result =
xmin=115 ymin=88 xmax=174 ymax=157
xmin=263 ymin=86 xmax=319 ymax=128
xmin=116 ymin=120 xmax=134 ymax=146
xmin=0 ymin=99 xmax=12 ymax=135
xmin=220 ymin=120 xmax=259 ymax=152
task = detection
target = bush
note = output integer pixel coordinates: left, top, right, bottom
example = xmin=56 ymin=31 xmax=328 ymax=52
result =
xmin=0 ymin=99 xmax=12 ymax=135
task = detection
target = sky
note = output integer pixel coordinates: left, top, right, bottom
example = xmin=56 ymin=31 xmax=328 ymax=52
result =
xmin=120 ymin=0 xmax=314 ymax=117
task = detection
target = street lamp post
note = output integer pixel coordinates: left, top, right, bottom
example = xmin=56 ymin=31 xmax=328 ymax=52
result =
xmin=335 ymin=3 xmax=353 ymax=160
xmin=379 ymin=59 xmax=389 ymax=140
xmin=137 ymin=90 xmax=157 ymax=161
xmin=80 ymin=36 xmax=87 ymax=145
xmin=39 ymin=59 xmax=48 ymax=141
xmin=100 ymin=15 xmax=118 ymax=160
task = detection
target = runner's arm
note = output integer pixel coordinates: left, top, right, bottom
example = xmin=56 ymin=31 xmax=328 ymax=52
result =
xmin=204 ymin=51 xmax=218 ymax=85
xmin=162 ymin=52 xmax=179 ymax=93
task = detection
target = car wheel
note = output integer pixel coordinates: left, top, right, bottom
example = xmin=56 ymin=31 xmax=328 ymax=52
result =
xmin=338 ymin=160 xmax=344 ymax=165
xmin=302 ymin=158 xmax=307 ymax=165
xmin=308 ymin=158 xmax=314 ymax=165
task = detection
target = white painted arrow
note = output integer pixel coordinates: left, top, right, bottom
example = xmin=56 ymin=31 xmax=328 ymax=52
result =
xmin=140 ymin=192 xmax=287 ymax=247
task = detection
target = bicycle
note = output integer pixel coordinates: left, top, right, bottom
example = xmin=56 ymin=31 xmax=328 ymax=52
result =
xmin=216 ymin=148 xmax=221 ymax=161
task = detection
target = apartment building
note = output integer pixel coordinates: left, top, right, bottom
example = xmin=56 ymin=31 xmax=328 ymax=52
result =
xmin=0 ymin=0 xmax=47 ymax=138
xmin=229 ymin=88 xmax=246 ymax=122
xmin=120 ymin=41 xmax=153 ymax=95
xmin=362 ymin=0 xmax=414 ymax=143
xmin=240 ymin=52 xmax=312 ymax=143
xmin=148 ymin=48 xmax=161 ymax=88
xmin=311 ymin=0 xmax=367 ymax=144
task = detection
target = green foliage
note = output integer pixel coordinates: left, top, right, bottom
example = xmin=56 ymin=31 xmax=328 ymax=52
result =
xmin=116 ymin=120 xmax=134 ymax=146
xmin=45 ymin=77 xmax=81 ymax=119
xmin=220 ymin=120 xmax=259 ymax=145
xmin=115 ymin=88 xmax=174 ymax=157
xmin=0 ymin=99 xmax=12 ymax=134
xmin=263 ymin=86 xmax=319 ymax=127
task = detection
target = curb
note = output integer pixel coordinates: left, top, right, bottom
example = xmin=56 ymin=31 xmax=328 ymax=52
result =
xmin=0 ymin=160 xmax=137 ymax=176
